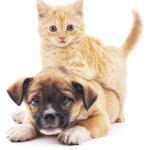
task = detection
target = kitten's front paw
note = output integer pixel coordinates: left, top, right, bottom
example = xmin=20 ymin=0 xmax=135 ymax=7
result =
xmin=6 ymin=124 xmax=37 ymax=142
xmin=12 ymin=110 xmax=26 ymax=124
xmin=58 ymin=125 xmax=91 ymax=145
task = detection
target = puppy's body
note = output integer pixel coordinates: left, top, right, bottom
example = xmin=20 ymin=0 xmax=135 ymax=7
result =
xmin=7 ymin=67 xmax=120 ymax=144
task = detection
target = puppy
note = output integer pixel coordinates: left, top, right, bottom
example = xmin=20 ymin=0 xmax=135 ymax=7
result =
xmin=6 ymin=66 xmax=120 ymax=145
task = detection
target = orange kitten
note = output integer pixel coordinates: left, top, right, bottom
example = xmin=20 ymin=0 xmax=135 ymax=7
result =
xmin=37 ymin=0 xmax=142 ymax=122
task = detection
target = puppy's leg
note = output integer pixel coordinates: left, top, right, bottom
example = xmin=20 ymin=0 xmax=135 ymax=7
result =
xmin=7 ymin=114 xmax=37 ymax=142
xmin=58 ymin=110 xmax=110 ymax=145
xmin=12 ymin=110 xmax=26 ymax=124
xmin=58 ymin=125 xmax=92 ymax=145
xmin=6 ymin=124 xmax=37 ymax=142
xmin=78 ymin=110 xmax=111 ymax=138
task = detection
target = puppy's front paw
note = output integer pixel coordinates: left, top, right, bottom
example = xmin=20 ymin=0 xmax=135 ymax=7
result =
xmin=12 ymin=110 xmax=26 ymax=124
xmin=58 ymin=125 xmax=92 ymax=145
xmin=6 ymin=124 xmax=37 ymax=142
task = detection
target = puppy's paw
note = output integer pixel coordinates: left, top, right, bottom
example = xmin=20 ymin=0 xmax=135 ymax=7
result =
xmin=6 ymin=124 xmax=37 ymax=142
xmin=12 ymin=111 xmax=26 ymax=124
xmin=58 ymin=125 xmax=92 ymax=145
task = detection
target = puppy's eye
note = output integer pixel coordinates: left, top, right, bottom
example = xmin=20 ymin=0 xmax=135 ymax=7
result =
xmin=49 ymin=26 xmax=57 ymax=32
xmin=67 ymin=25 xmax=74 ymax=31
xmin=60 ymin=96 xmax=70 ymax=104
xmin=30 ymin=98 xmax=40 ymax=106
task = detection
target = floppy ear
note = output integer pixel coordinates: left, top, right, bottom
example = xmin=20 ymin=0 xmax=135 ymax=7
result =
xmin=72 ymin=80 xmax=97 ymax=111
xmin=72 ymin=0 xmax=83 ymax=17
xmin=7 ymin=78 xmax=33 ymax=106
xmin=37 ymin=0 xmax=50 ymax=18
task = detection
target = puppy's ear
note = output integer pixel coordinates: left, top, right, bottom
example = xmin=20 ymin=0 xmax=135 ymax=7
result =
xmin=7 ymin=78 xmax=33 ymax=106
xmin=72 ymin=80 xmax=97 ymax=111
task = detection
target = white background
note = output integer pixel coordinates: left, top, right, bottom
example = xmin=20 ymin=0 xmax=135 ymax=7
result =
xmin=0 ymin=0 xmax=150 ymax=149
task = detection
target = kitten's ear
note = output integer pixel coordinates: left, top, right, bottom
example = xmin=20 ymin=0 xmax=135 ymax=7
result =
xmin=73 ymin=0 xmax=83 ymax=17
xmin=37 ymin=0 xmax=50 ymax=18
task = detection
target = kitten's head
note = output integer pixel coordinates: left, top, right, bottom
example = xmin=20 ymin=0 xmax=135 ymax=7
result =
xmin=37 ymin=0 xmax=85 ymax=48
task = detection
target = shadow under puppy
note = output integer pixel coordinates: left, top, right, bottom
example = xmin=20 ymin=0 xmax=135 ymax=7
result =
xmin=6 ymin=66 xmax=120 ymax=145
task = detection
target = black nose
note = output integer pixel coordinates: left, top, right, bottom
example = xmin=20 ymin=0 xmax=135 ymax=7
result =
xmin=43 ymin=113 xmax=56 ymax=123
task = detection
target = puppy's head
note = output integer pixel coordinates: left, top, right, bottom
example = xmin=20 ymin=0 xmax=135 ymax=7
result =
xmin=7 ymin=67 xmax=97 ymax=135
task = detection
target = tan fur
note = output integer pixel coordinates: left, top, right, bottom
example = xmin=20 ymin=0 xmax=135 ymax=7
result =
xmin=7 ymin=67 xmax=121 ymax=140
xmin=37 ymin=0 xmax=142 ymax=122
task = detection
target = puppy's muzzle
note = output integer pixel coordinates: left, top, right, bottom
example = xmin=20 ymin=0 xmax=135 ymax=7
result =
xmin=43 ymin=113 xmax=56 ymax=125
xmin=38 ymin=112 xmax=68 ymax=135
xmin=41 ymin=112 xmax=59 ymax=129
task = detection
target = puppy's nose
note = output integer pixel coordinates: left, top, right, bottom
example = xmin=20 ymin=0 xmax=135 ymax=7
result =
xmin=59 ymin=36 xmax=66 ymax=40
xmin=43 ymin=113 xmax=56 ymax=123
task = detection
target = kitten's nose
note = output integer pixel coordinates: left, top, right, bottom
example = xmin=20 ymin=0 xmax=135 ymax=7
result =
xmin=59 ymin=37 xmax=66 ymax=40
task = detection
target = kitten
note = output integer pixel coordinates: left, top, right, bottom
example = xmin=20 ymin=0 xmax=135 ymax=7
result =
xmin=37 ymin=0 xmax=142 ymax=122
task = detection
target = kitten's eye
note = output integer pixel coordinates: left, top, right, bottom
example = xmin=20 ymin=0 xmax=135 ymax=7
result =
xmin=60 ymin=96 xmax=70 ymax=104
xmin=49 ymin=26 xmax=57 ymax=32
xmin=67 ymin=25 xmax=74 ymax=31
xmin=30 ymin=98 xmax=40 ymax=106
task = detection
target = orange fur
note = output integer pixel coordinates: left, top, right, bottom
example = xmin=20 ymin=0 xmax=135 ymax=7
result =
xmin=37 ymin=0 xmax=142 ymax=122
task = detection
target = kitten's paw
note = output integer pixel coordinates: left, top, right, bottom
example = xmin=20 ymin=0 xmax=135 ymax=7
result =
xmin=6 ymin=124 xmax=37 ymax=142
xmin=58 ymin=125 xmax=91 ymax=145
xmin=12 ymin=110 xmax=26 ymax=124
xmin=115 ymin=116 xmax=125 ymax=123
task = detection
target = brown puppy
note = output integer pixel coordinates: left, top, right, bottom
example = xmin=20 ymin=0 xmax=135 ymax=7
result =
xmin=6 ymin=66 xmax=120 ymax=145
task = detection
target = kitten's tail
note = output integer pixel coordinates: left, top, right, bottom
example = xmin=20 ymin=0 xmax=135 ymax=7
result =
xmin=122 ymin=11 xmax=142 ymax=58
